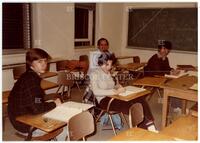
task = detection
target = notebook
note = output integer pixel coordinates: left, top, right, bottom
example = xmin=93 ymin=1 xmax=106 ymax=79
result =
xmin=43 ymin=101 xmax=94 ymax=122
xmin=119 ymin=86 xmax=146 ymax=96
xmin=165 ymin=70 xmax=188 ymax=79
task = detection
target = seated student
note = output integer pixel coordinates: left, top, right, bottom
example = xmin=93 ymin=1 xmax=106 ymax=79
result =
xmin=90 ymin=52 xmax=155 ymax=130
xmin=90 ymin=51 xmax=124 ymax=129
xmin=144 ymin=40 xmax=179 ymax=76
xmin=8 ymin=48 xmax=67 ymax=140
xmin=88 ymin=38 xmax=110 ymax=74
xmin=144 ymin=40 xmax=181 ymax=111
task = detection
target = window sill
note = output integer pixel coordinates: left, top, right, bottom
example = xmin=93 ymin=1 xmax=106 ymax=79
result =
xmin=75 ymin=46 xmax=96 ymax=52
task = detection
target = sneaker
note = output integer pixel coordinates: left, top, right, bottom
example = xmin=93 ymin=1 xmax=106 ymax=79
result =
xmin=173 ymin=107 xmax=182 ymax=115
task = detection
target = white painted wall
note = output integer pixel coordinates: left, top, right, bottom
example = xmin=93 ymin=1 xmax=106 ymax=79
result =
xmin=2 ymin=3 xmax=198 ymax=91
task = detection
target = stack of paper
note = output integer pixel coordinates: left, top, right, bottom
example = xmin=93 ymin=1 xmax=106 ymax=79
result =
xmin=43 ymin=101 xmax=94 ymax=122
xmin=165 ymin=70 xmax=188 ymax=79
xmin=119 ymin=86 xmax=146 ymax=96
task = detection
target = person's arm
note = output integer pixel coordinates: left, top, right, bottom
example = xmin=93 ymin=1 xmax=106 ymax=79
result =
xmin=145 ymin=55 xmax=161 ymax=76
xmin=23 ymin=75 xmax=56 ymax=114
xmin=90 ymin=72 xmax=116 ymax=97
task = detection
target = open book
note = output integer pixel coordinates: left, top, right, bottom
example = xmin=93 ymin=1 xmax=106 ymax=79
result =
xmin=189 ymin=83 xmax=198 ymax=91
xmin=118 ymin=86 xmax=146 ymax=96
xmin=165 ymin=70 xmax=188 ymax=79
xmin=43 ymin=101 xmax=94 ymax=122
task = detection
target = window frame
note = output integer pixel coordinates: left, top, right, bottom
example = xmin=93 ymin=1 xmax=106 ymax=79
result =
xmin=3 ymin=3 xmax=32 ymax=55
xmin=74 ymin=3 xmax=95 ymax=48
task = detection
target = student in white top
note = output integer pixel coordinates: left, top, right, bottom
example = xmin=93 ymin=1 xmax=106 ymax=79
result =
xmin=90 ymin=52 xmax=155 ymax=130
xmin=90 ymin=51 xmax=125 ymax=129
xmin=88 ymin=38 xmax=110 ymax=75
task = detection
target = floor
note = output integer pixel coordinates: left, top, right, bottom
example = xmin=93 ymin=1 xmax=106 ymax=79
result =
xmin=2 ymin=85 xmax=194 ymax=141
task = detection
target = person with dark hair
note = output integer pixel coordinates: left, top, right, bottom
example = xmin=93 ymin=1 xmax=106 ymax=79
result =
xmin=90 ymin=51 xmax=125 ymax=129
xmin=88 ymin=38 xmax=111 ymax=74
xmin=97 ymin=38 xmax=109 ymax=52
xmin=8 ymin=48 xmax=67 ymax=139
xmin=90 ymin=52 xmax=155 ymax=130
xmin=144 ymin=40 xmax=179 ymax=76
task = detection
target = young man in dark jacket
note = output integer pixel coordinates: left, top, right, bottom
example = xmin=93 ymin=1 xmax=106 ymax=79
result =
xmin=144 ymin=40 xmax=179 ymax=76
xmin=8 ymin=48 xmax=63 ymax=137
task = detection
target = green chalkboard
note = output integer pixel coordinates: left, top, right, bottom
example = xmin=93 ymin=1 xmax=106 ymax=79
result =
xmin=128 ymin=8 xmax=197 ymax=52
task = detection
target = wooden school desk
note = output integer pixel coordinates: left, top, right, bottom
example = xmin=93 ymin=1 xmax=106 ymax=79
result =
xmin=16 ymin=114 xmax=66 ymax=140
xmin=132 ymin=76 xmax=167 ymax=100
xmin=132 ymin=76 xmax=167 ymax=88
xmin=160 ymin=115 xmax=198 ymax=140
xmin=160 ymin=76 xmax=197 ymax=128
xmin=110 ymin=127 xmax=175 ymax=141
xmin=116 ymin=63 xmax=146 ymax=72
xmin=41 ymin=79 xmax=58 ymax=90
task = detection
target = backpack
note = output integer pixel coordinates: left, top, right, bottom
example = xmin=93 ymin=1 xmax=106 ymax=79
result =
xmin=82 ymin=86 xmax=98 ymax=107
xmin=82 ymin=86 xmax=100 ymax=117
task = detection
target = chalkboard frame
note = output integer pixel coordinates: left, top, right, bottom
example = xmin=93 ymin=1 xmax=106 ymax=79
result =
xmin=127 ymin=8 xmax=197 ymax=53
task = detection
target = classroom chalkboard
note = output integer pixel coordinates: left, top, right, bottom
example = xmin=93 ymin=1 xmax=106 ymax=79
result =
xmin=128 ymin=8 xmax=197 ymax=52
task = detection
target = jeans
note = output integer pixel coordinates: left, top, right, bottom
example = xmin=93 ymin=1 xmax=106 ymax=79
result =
xmin=100 ymin=113 xmax=122 ymax=129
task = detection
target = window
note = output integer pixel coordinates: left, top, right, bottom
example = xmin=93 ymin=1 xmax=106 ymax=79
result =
xmin=75 ymin=3 xmax=95 ymax=47
xmin=3 ymin=3 xmax=32 ymax=54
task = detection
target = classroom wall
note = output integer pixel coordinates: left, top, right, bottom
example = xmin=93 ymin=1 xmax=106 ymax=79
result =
xmin=2 ymin=3 xmax=198 ymax=91
xmin=120 ymin=3 xmax=198 ymax=67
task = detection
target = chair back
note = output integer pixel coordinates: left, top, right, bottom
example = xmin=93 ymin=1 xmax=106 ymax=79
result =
xmin=13 ymin=65 xmax=26 ymax=80
xmin=133 ymin=56 xmax=140 ymax=63
xmin=129 ymin=103 xmax=144 ymax=128
xmin=68 ymin=111 xmax=95 ymax=141
xmin=79 ymin=55 xmax=89 ymax=74
xmin=57 ymin=71 xmax=75 ymax=87
xmin=56 ymin=60 xmax=70 ymax=71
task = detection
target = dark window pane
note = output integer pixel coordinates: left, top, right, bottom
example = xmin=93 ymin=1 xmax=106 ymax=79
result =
xmin=3 ymin=3 xmax=31 ymax=51
xmin=75 ymin=8 xmax=88 ymax=38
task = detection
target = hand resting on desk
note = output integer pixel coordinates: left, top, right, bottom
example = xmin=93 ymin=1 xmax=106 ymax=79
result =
xmin=113 ymin=86 xmax=126 ymax=94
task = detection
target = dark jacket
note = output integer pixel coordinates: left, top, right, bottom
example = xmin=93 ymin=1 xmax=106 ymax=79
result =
xmin=8 ymin=69 xmax=56 ymax=133
xmin=144 ymin=54 xmax=172 ymax=76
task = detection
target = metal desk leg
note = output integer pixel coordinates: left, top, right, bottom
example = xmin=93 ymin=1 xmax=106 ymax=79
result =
xmin=25 ymin=127 xmax=35 ymax=141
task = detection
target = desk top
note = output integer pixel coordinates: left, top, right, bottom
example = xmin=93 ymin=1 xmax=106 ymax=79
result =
xmin=41 ymin=72 xmax=57 ymax=79
xmin=16 ymin=114 xmax=66 ymax=133
xmin=160 ymin=115 xmax=198 ymax=140
xmin=41 ymin=80 xmax=58 ymax=90
xmin=161 ymin=76 xmax=197 ymax=92
xmin=110 ymin=127 xmax=175 ymax=141
xmin=133 ymin=77 xmax=167 ymax=87
xmin=117 ymin=63 xmax=146 ymax=71
xmin=110 ymin=90 xmax=150 ymax=102
xmin=2 ymin=90 xmax=10 ymax=104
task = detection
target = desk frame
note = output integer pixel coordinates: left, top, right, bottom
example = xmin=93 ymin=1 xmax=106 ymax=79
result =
xmin=162 ymin=87 xmax=197 ymax=128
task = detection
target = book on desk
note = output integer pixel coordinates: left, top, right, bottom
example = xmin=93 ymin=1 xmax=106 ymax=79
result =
xmin=43 ymin=101 xmax=94 ymax=122
xmin=164 ymin=70 xmax=188 ymax=79
xmin=118 ymin=86 xmax=146 ymax=96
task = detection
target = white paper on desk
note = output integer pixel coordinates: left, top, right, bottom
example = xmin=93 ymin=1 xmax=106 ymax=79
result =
xmin=43 ymin=102 xmax=94 ymax=122
xmin=119 ymin=86 xmax=146 ymax=96
xmin=165 ymin=70 xmax=188 ymax=79
xmin=60 ymin=101 xmax=94 ymax=111
xmin=189 ymin=83 xmax=198 ymax=90
xmin=43 ymin=106 xmax=82 ymax=122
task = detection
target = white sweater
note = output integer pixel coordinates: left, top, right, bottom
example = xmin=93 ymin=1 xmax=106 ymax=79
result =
xmin=90 ymin=68 xmax=115 ymax=102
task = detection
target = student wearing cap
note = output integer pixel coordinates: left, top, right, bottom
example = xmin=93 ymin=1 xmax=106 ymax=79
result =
xmin=144 ymin=40 xmax=179 ymax=76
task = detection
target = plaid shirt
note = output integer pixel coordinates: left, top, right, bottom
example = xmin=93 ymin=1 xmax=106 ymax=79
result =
xmin=8 ymin=69 xmax=56 ymax=133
